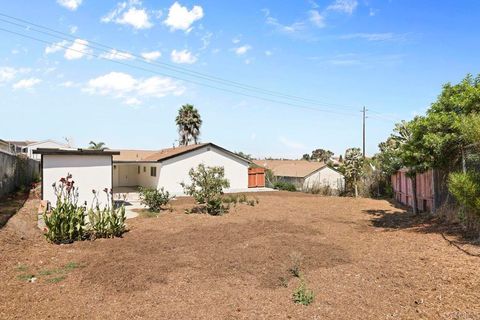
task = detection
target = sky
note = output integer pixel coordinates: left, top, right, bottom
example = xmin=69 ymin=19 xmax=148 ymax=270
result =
xmin=1 ymin=0 xmax=479 ymax=159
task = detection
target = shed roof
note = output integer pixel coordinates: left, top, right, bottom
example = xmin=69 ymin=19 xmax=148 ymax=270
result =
xmin=33 ymin=148 xmax=120 ymax=156
xmin=252 ymin=159 xmax=328 ymax=178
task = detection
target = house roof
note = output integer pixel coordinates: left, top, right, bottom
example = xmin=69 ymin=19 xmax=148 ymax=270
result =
xmin=113 ymin=143 xmax=250 ymax=164
xmin=252 ymin=159 xmax=328 ymax=178
xmin=33 ymin=148 xmax=120 ymax=156
xmin=111 ymin=149 xmax=159 ymax=162
xmin=7 ymin=140 xmax=37 ymax=146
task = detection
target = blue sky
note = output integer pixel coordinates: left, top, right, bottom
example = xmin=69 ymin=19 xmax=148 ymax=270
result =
xmin=1 ymin=0 xmax=479 ymax=158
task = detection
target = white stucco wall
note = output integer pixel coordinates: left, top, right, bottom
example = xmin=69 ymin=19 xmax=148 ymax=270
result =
xmin=303 ymin=167 xmax=345 ymax=191
xmin=157 ymin=146 xmax=249 ymax=195
xmin=42 ymin=154 xmax=112 ymax=208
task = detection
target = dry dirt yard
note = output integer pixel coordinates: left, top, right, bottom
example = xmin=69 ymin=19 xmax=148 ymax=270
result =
xmin=1 ymin=191 xmax=480 ymax=319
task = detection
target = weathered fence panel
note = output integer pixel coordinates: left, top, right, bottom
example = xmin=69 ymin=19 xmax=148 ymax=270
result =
xmin=391 ymin=169 xmax=434 ymax=212
xmin=0 ymin=150 xmax=40 ymax=197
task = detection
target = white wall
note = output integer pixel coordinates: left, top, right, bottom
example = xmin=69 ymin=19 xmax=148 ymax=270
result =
xmin=42 ymin=154 xmax=112 ymax=208
xmin=157 ymin=146 xmax=249 ymax=195
xmin=303 ymin=167 xmax=345 ymax=191
xmin=28 ymin=141 xmax=68 ymax=160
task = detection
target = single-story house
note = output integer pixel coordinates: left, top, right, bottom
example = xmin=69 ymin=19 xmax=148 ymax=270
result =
xmin=112 ymin=143 xmax=250 ymax=195
xmin=35 ymin=143 xmax=252 ymax=207
xmin=253 ymin=159 xmax=344 ymax=192
xmin=34 ymin=148 xmax=120 ymax=208
xmin=8 ymin=139 xmax=69 ymax=160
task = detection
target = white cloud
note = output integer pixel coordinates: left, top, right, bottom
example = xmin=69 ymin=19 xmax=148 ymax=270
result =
xmin=164 ymin=2 xmax=204 ymax=32
xmin=340 ymin=33 xmax=396 ymax=41
xmin=0 ymin=67 xmax=30 ymax=84
xmin=232 ymin=37 xmax=241 ymax=44
xmin=12 ymin=78 xmax=41 ymax=90
xmin=124 ymin=97 xmax=142 ymax=105
xmin=57 ymin=0 xmax=82 ymax=11
xmin=309 ymin=10 xmax=325 ymax=28
xmin=170 ymin=49 xmax=197 ymax=64
xmin=0 ymin=67 xmax=20 ymax=83
xmin=263 ymin=9 xmax=305 ymax=35
xmin=141 ymin=51 xmax=162 ymax=61
xmin=60 ymin=81 xmax=77 ymax=88
xmin=64 ymin=39 xmax=90 ymax=60
xmin=234 ymin=45 xmax=251 ymax=56
xmin=200 ymin=32 xmax=213 ymax=50
xmin=100 ymin=49 xmax=135 ymax=60
xmin=278 ymin=136 xmax=306 ymax=150
xmin=83 ymin=72 xmax=185 ymax=105
xmin=265 ymin=50 xmax=273 ymax=56
xmin=327 ymin=0 xmax=358 ymax=15
xmin=70 ymin=25 xmax=78 ymax=34
xmin=102 ymin=1 xmax=153 ymax=30
xmin=45 ymin=40 xmax=69 ymax=54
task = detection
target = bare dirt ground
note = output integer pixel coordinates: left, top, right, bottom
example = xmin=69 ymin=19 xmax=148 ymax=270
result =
xmin=1 ymin=191 xmax=480 ymax=319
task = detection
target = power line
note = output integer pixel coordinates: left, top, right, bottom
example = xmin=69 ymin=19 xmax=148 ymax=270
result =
xmin=0 ymin=26 xmax=363 ymax=117
xmin=0 ymin=12 xmax=399 ymax=122
xmin=0 ymin=12 xmax=362 ymax=111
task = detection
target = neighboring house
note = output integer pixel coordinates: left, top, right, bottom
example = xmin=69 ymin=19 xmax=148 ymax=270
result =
xmin=112 ymin=143 xmax=251 ymax=195
xmin=0 ymin=139 xmax=13 ymax=154
xmin=7 ymin=140 xmax=69 ymax=160
xmin=33 ymin=148 xmax=120 ymax=208
xmin=253 ymin=159 xmax=344 ymax=192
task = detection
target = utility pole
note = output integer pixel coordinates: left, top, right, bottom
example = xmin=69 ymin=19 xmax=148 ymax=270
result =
xmin=362 ymin=106 xmax=367 ymax=158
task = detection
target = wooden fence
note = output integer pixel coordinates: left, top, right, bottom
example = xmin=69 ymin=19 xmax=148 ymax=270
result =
xmin=248 ymin=168 xmax=265 ymax=188
xmin=391 ymin=169 xmax=434 ymax=212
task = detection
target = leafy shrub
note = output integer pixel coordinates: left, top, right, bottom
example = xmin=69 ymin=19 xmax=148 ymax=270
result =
xmin=139 ymin=187 xmax=172 ymax=211
xmin=274 ymin=181 xmax=297 ymax=192
xmin=44 ymin=175 xmax=127 ymax=243
xmin=448 ymin=171 xmax=480 ymax=214
xmin=43 ymin=174 xmax=87 ymax=244
xmin=292 ymin=279 xmax=315 ymax=306
xmin=89 ymin=189 xmax=127 ymax=238
xmin=181 ymin=164 xmax=230 ymax=215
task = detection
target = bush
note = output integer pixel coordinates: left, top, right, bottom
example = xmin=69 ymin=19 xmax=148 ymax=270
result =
xmin=139 ymin=187 xmax=172 ymax=211
xmin=274 ymin=181 xmax=297 ymax=192
xmin=448 ymin=171 xmax=480 ymax=214
xmin=292 ymin=279 xmax=315 ymax=306
xmin=88 ymin=189 xmax=127 ymax=238
xmin=43 ymin=174 xmax=87 ymax=244
xmin=181 ymin=164 xmax=230 ymax=215
xmin=43 ymin=175 xmax=127 ymax=244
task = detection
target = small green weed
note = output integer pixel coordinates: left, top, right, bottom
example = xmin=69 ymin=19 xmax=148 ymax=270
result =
xmin=47 ymin=276 xmax=66 ymax=283
xmin=292 ymin=279 xmax=315 ymax=306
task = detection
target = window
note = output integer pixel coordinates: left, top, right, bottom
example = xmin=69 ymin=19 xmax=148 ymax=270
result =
xmin=150 ymin=167 xmax=157 ymax=177
xmin=138 ymin=166 xmax=140 ymax=174
xmin=143 ymin=166 xmax=146 ymax=172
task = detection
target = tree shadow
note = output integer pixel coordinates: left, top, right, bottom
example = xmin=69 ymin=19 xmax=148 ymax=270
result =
xmin=0 ymin=191 xmax=29 ymax=229
xmin=363 ymin=200 xmax=480 ymax=255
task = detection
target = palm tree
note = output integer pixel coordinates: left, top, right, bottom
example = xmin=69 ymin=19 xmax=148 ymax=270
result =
xmin=175 ymin=104 xmax=202 ymax=146
xmin=88 ymin=141 xmax=106 ymax=150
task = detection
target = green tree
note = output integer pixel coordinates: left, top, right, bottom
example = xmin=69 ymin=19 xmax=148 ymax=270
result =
xmin=302 ymin=153 xmax=311 ymax=161
xmin=344 ymin=148 xmax=364 ymax=197
xmin=88 ymin=141 xmax=106 ymax=150
xmin=181 ymin=164 xmax=230 ymax=215
xmin=310 ymin=149 xmax=334 ymax=163
xmin=175 ymin=104 xmax=202 ymax=146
